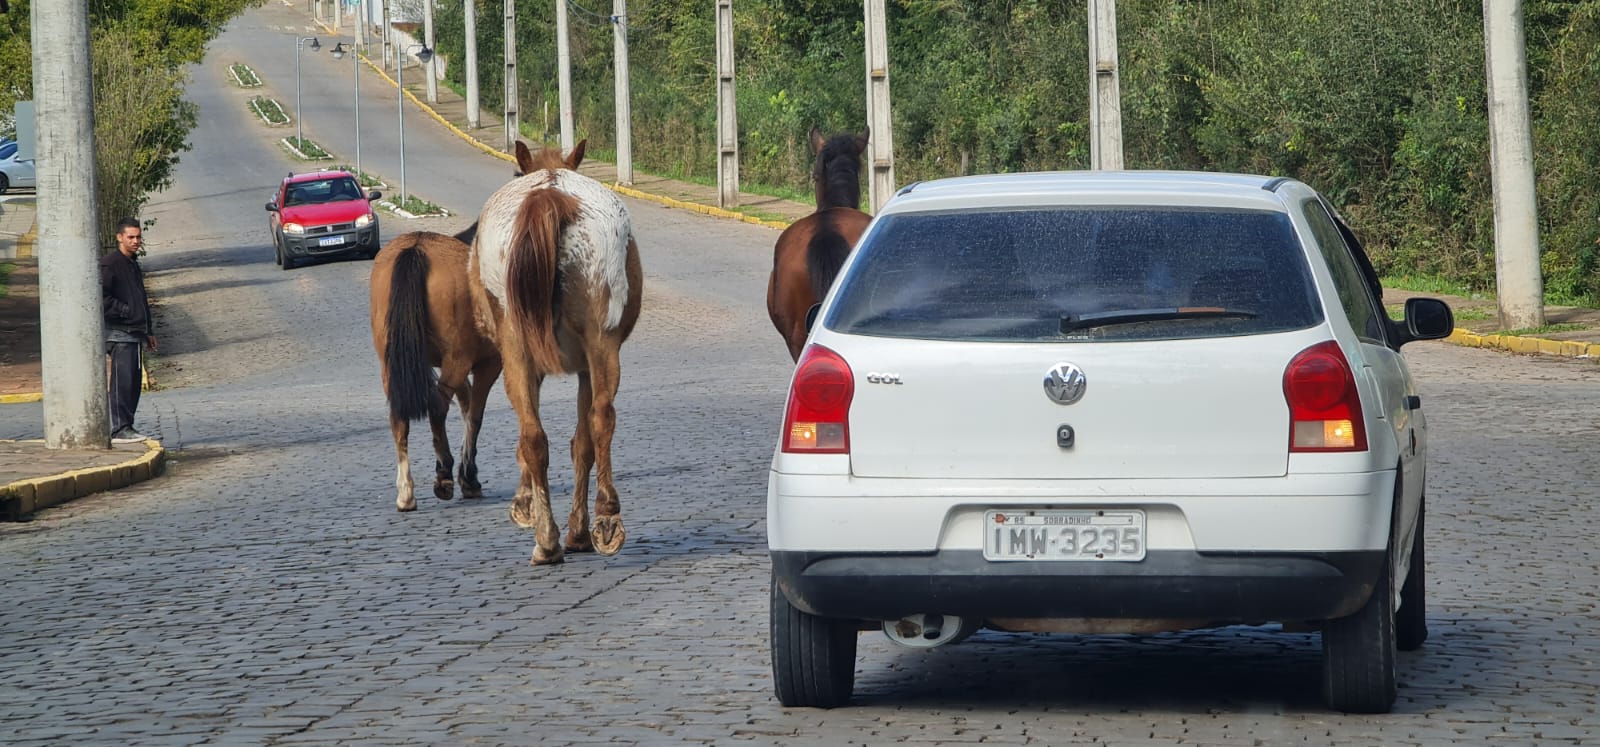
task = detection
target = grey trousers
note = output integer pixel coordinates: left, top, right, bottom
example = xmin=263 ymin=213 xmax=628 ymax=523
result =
xmin=107 ymin=340 xmax=142 ymax=434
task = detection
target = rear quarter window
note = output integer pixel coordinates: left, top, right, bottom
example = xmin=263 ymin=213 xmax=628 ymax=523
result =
xmin=826 ymin=207 xmax=1324 ymax=342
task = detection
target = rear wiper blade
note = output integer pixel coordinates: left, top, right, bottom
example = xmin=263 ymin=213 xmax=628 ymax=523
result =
xmin=1060 ymin=307 xmax=1257 ymax=332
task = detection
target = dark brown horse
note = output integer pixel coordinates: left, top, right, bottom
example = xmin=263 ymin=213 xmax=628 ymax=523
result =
xmin=469 ymin=140 xmax=644 ymax=565
xmin=369 ymin=147 xmax=544 ymax=512
xmin=767 ymin=127 xmax=872 ymax=360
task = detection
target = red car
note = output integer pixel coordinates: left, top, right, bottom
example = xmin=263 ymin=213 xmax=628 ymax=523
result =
xmin=265 ymin=170 xmax=382 ymax=269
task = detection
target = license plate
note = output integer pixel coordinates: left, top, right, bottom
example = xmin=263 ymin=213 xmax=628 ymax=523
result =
xmin=983 ymin=509 xmax=1146 ymax=561
xmin=318 ymin=235 xmax=346 ymax=247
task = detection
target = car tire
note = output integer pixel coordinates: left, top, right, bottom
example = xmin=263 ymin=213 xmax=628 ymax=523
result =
xmin=1396 ymin=501 xmax=1428 ymax=652
xmin=281 ymin=248 xmax=297 ymax=271
xmin=273 ymin=238 xmax=282 ymax=266
xmin=770 ymin=577 xmax=856 ymax=708
xmin=0 ymin=173 xmax=9 ymax=194
xmin=1321 ymin=478 xmax=1401 ymax=714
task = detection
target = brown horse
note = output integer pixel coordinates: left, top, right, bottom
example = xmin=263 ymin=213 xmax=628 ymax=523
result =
xmin=469 ymin=139 xmax=644 ymax=565
xmin=369 ymin=148 xmax=544 ymax=512
xmin=767 ymin=127 xmax=872 ymax=360
xmin=369 ymin=226 xmax=502 ymax=512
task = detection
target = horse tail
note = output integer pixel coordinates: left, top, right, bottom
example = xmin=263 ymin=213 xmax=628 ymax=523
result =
xmin=806 ymin=212 xmax=853 ymax=304
xmin=505 ymin=187 xmax=581 ymax=374
xmin=452 ymin=220 xmax=479 ymax=246
xmin=384 ymin=236 xmax=438 ymax=422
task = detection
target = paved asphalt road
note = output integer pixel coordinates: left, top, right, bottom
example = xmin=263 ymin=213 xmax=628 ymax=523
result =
xmin=4 ymin=3 xmax=1600 ymax=745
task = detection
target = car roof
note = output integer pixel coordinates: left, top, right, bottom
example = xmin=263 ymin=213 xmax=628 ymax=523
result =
xmin=884 ymin=170 xmax=1302 ymax=215
xmin=283 ymin=170 xmax=355 ymax=185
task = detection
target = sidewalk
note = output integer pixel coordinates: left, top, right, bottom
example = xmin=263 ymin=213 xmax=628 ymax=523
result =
xmin=5 ymin=11 xmax=1600 ymax=520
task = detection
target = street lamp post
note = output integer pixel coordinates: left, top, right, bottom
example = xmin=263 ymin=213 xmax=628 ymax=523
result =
xmin=397 ymin=43 xmax=433 ymax=209
xmin=295 ymin=36 xmax=322 ymax=147
xmin=330 ymin=42 xmax=361 ymax=180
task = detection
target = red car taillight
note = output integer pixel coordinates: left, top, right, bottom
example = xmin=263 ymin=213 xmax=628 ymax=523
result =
xmin=1283 ymin=340 xmax=1368 ymax=452
xmin=781 ymin=345 xmax=853 ymax=454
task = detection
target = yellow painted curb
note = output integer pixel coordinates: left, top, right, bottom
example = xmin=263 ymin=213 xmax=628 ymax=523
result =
xmin=0 ymin=392 xmax=43 ymax=404
xmin=17 ymin=218 xmax=37 ymax=259
xmin=1445 ymin=328 xmax=1599 ymax=360
xmin=0 ymin=439 xmax=165 ymax=518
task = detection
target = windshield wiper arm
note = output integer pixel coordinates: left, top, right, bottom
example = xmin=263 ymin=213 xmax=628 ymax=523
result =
xmin=1060 ymin=307 xmax=1257 ymax=332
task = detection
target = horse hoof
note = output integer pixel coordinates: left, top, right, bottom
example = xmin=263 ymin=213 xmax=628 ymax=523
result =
xmin=509 ymin=499 xmax=538 ymax=528
xmin=564 ymin=529 xmax=594 ymax=553
xmin=397 ymin=499 xmax=417 ymax=513
xmin=593 ymin=516 xmax=626 ymax=556
xmin=530 ymin=544 xmax=565 ymax=566
xmin=461 ymin=480 xmax=484 ymax=500
xmin=434 ymin=480 xmax=455 ymax=501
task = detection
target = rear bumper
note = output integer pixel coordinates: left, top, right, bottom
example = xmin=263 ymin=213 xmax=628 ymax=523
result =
xmin=771 ymin=549 xmax=1382 ymax=622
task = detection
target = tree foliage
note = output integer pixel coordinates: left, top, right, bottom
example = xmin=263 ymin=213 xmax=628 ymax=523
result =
xmin=0 ymin=0 xmax=261 ymax=249
xmin=428 ymin=0 xmax=1600 ymax=298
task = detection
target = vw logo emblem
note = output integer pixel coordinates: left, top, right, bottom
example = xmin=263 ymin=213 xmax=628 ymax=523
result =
xmin=1043 ymin=363 xmax=1087 ymax=405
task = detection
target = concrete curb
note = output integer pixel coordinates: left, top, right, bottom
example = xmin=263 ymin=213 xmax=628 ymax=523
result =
xmin=0 ymin=439 xmax=166 ymax=520
xmin=1447 ymin=327 xmax=1599 ymax=360
xmin=0 ymin=393 xmax=43 ymax=405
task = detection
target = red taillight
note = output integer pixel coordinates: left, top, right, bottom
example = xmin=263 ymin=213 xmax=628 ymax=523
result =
xmin=781 ymin=345 xmax=853 ymax=453
xmin=1283 ymin=340 xmax=1368 ymax=452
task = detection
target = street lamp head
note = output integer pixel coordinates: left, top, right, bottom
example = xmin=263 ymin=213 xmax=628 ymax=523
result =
xmin=310 ymin=37 xmax=321 ymax=51
xmin=413 ymin=46 xmax=433 ymax=64
xmin=331 ymin=42 xmax=347 ymax=60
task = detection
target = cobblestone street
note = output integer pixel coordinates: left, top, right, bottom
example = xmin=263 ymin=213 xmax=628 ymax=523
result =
xmin=4 ymin=4 xmax=1600 ymax=745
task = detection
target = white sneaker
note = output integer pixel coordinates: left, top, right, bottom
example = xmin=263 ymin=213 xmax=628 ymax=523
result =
xmin=111 ymin=429 xmax=150 ymax=444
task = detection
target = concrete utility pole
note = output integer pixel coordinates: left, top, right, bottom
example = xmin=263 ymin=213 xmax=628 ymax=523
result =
xmin=1483 ymin=0 xmax=1545 ymax=329
xmin=31 ymin=0 xmax=109 ymax=448
xmin=863 ymin=0 xmax=894 ymax=213
xmin=715 ymin=0 xmax=738 ymax=208
xmin=555 ymin=0 xmax=575 ymax=152
xmin=382 ymin=0 xmax=392 ymax=68
xmin=611 ymin=0 xmax=632 ymax=185
xmin=464 ymin=0 xmax=479 ymax=129
xmin=423 ymin=0 xmax=437 ymax=103
xmin=1087 ymin=0 xmax=1124 ymax=170
xmin=503 ymin=0 xmax=518 ymax=149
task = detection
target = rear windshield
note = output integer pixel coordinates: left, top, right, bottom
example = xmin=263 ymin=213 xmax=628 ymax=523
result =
xmin=825 ymin=207 xmax=1324 ymax=342
xmin=285 ymin=177 xmax=364 ymax=206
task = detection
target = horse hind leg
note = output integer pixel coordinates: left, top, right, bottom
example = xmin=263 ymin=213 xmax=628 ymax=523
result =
xmin=586 ymin=345 xmax=626 ymax=557
xmin=503 ymin=350 xmax=563 ymax=565
xmin=390 ymin=413 xmax=418 ymax=512
xmin=564 ymin=372 xmax=596 ymax=553
xmin=428 ymin=384 xmax=456 ymax=501
xmin=455 ymin=359 xmax=501 ymax=500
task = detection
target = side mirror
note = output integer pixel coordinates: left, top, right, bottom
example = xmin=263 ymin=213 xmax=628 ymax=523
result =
xmin=265 ymin=202 xmax=278 ymax=212
xmin=367 ymin=190 xmax=382 ymax=201
xmin=804 ymin=303 xmax=823 ymax=334
xmin=1394 ymin=297 xmax=1454 ymax=346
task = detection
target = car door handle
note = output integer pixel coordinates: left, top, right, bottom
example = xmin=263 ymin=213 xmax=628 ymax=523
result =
xmin=1405 ymin=395 xmax=1422 ymax=410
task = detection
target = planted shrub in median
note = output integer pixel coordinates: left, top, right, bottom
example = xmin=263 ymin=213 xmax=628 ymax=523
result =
xmin=229 ymin=63 xmax=261 ymax=88
xmin=283 ymin=137 xmax=332 ymax=161
xmin=248 ymin=96 xmax=288 ymax=126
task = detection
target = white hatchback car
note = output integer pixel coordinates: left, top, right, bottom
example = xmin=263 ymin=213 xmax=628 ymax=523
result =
xmin=767 ymin=171 xmax=1453 ymax=713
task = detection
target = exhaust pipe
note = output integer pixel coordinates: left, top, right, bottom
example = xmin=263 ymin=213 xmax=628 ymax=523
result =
xmin=883 ymin=614 xmax=980 ymax=648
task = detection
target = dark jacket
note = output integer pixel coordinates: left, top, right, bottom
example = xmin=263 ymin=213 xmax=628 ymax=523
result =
xmin=100 ymin=250 xmax=151 ymax=336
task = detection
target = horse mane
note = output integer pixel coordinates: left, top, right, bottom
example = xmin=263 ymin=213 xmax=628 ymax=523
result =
xmin=811 ymin=128 xmax=869 ymax=210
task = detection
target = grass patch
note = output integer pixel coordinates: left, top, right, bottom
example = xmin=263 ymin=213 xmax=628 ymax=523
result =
xmin=249 ymin=96 xmax=289 ymax=125
xmin=284 ymin=137 xmax=332 ymax=160
xmin=229 ymin=63 xmax=262 ymax=87
xmin=391 ymin=194 xmax=447 ymax=216
xmin=0 ymin=262 xmax=13 ymax=299
xmin=1495 ymin=323 xmax=1586 ymax=337
xmin=328 ymin=164 xmax=385 ymax=188
xmin=1386 ymin=304 xmax=1492 ymax=322
xmin=1381 ymin=274 xmax=1487 ymax=299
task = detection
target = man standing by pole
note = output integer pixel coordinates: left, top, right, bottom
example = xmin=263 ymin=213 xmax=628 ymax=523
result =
xmin=100 ymin=218 xmax=156 ymax=443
